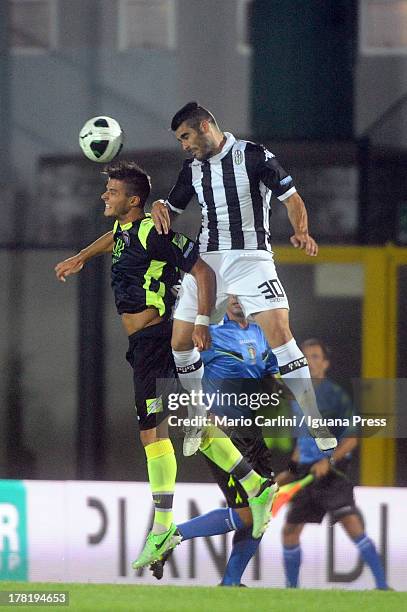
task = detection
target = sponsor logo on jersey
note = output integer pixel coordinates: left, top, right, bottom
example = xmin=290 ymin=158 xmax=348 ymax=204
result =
xmin=112 ymin=237 xmax=125 ymax=263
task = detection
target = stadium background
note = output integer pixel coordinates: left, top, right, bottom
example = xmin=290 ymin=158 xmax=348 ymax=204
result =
xmin=0 ymin=0 xmax=407 ymax=592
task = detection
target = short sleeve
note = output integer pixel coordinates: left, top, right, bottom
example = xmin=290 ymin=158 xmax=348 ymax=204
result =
xmin=147 ymin=227 xmax=199 ymax=273
xmin=166 ymin=160 xmax=195 ymax=213
xmin=256 ymin=145 xmax=297 ymax=201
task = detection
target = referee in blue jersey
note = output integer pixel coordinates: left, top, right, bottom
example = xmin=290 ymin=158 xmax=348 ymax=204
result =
xmin=280 ymin=339 xmax=389 ymax=590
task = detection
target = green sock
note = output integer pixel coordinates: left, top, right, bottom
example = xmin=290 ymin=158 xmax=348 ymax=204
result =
xmin=200 ymin=426 xmax=262 ymax=498
xmin=145 ymin=439 xmax=177 ymax=533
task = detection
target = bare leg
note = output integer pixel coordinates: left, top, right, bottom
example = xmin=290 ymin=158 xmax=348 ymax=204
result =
xmin=172 ymin=318 xmax=207 ymax=456
xmin=253 ymin=309 xmax=336 ymax=451
xmin=340 ymin=513 xmax=364 ymax=540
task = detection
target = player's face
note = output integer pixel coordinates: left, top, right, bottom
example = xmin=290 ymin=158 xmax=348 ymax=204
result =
xmin=302 ymin=345 xmax=329 ymax=379
xmin=175 ymin=120 xmax=216 ymax=161
xmin=226 ymin=296 xmax=245 ymax=319
xmin=101 ymin=179 xmax=134 ymax=218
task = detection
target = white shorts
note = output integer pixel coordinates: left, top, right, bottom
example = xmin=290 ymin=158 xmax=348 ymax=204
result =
xmin=174 ymin=250 xmax=289 ymax=324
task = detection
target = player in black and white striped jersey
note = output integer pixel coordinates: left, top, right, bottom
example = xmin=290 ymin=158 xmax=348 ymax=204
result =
xmin=166 ymin=132 xmax=295 ymax=253
xmin=151 ymin=102 xmax=337 ymax=456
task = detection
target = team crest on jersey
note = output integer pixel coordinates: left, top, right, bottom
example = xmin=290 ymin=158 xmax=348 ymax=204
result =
xmin=122 ymin=230 xmax=130 ymax=246
xmin=234 ymin=150 xmax=244 ymax=165
xmin=247 ymin=344 xmax=257 ymax=360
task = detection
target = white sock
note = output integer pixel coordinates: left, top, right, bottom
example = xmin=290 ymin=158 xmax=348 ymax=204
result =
xmin=172 ymin=348 xmax=207 ymax=422
xmin=273 ymin=338 xmax=323 ymax=422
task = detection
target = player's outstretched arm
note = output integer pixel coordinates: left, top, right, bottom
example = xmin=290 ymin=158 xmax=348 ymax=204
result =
xmin=151 ymin=200 xmax=177 ymax=235
xmin=55 ymin=231 xmax=114 ymax=282
xmin=283 ymin=192 xmax=318 ymax=257
xmin=189 ymin=257 xmax=216 ymax=351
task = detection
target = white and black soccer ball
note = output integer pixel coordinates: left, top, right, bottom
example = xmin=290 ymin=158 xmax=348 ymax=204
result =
xmin=79 ymin=116 xmax=123 ymax=163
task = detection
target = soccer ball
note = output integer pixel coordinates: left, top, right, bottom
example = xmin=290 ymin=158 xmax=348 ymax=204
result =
xmin=79 ymin=116 xmax=123 ymax=163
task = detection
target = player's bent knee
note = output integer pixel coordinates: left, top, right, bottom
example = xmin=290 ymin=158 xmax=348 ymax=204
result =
xmin=330 ymin=505 xmax=359 ymax=525
xmin=139 ymin=427 xmax=158 ymax=447
xmin=253 ymin=310 xmax=292 ymax=346
xmin=282 ymin=522 xmax=296 ymax=536
xmin=171 ymin=338 xmax=194 ymax=351
xmin=171 ymin=320 xmax=195 ymax=351
xmin=337 ymin=508 xmax=365 ymax=537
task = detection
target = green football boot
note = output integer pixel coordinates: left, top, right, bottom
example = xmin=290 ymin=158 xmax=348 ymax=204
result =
xmin=249 ymin=480 xmax=279 ymax=539
xmin=132 ymin=523 xmax=182 ymax=570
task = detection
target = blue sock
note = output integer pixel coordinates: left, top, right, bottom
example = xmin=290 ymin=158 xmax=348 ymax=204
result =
xmin=283 ymin=545 xmax=301 ymax=587
xmin=222 ymin=526 xmax=261 ymax=586
xmin=353 ymin=534 xmax=388 ymax=589
xmin=178 ymin=508 xmax=244 ymax=541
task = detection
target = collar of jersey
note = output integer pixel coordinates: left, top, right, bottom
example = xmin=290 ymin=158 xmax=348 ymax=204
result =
xmin=118 ymin=222 xmax=133 ymax=230
xmin=117 ymin=214 xmax=151 ymax=231
xmin=221 ymin=313 xmax=249 ymax=330
xmin=191 ymin=132 xmax=236 ymax=166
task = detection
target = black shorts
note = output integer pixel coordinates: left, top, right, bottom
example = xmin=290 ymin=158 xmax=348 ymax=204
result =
xmin=125 ymin=320 xmax=180 ymax=431
xmin=286 ymin=464 xmax=355 ymax=525
xmin=204 ymin=425 xmax=275 ymax=509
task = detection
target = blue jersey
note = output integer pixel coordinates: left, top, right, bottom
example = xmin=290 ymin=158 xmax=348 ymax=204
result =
xmin=202 ymin=315 xmax=278 ymax=379
xmin=295 ymin=379 xmax=354 ymax=464
xmin=201 ymin=315 xmax=279 ymax=418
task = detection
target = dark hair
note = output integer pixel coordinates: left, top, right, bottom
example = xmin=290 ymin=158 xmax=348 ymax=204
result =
xmin=301 ymin=338 xmax=331 ymax=360
xmin=170 ymin=101 xmax=217 ymax=132
xmin=103 ymin=160 xmax=151 ymax=206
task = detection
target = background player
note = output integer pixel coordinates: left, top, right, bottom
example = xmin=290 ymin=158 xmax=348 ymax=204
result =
xmin=55 ymin=161 xmax=277 ymax=568
xmin=279 ymin=338 xmax=389 ymax=590
xmin=151 ymin=295 xmax=287 ymax=586
xmin=150 ymin=101 xmax=336 ymax=453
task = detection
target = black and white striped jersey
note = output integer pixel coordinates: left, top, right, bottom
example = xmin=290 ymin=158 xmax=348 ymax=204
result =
xmin=165 ymin=132 xmax=297 ymax=252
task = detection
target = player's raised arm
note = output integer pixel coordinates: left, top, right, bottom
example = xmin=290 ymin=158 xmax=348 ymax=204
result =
xmin=255 ymin=144 xmax=318 ymax=257
xmin=54 ymin=230 xmax=114 ymax=282
xmin=283 ymin=192 xmax=318 ymax=257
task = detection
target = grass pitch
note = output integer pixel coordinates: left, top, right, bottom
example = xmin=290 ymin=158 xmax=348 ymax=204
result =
xmin=0 ymin=582 xmax=404 ymax=611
